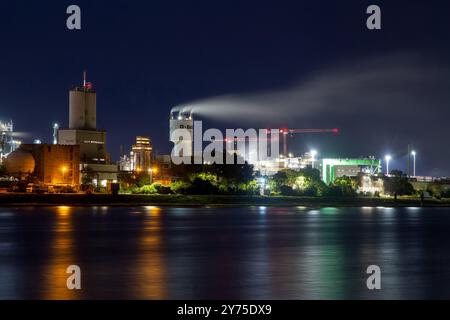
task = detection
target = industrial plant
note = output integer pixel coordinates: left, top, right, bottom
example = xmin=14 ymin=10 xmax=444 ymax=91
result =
xmin=0 ymin=120 xmax=20 ymax=163
xmin=0 ymin=72 xmax=448 ymax=198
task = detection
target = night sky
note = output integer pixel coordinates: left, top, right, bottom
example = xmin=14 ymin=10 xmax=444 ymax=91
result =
xmin=0 ymin=0 xmax=449 ymax=175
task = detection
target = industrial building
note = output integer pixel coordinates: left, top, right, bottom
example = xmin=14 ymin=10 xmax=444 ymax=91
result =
xmin=0 ymin=120 xmax=20 ymax=164
xmin=118 ymin=154 xmax=132 ymax=172
xmin=131 ymin=136 xmax=152 ymax=172
xmin=58 ymin=129 xmax=108 ymax=163
xmin=57 ymin=72 xmax=118 ymax=187
xmin=255 ymin=155 xmax=310 ymax=176
xmin=320 ymin=158 xmax=381 ymax=184
xmin=4 ymin=144 xmax=80 ymax=188
xmin=20 ymin=144 xmax=80 ymax=187
xmin=118 ymin=136 xmax=153 ymax=173
xmin=170 ymin=111 xmax=194 ymax=158
xmin=80 ymin=163 xmax=118 ymax=187
xmin=57 ymin=73 xmax=108 ymax=164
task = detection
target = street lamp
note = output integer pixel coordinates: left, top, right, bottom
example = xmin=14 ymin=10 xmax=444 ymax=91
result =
xmin=61 ymin=166 xmax=67 ymax=184
xmin=148 ymin=167 xmax=158 ymax=184
xmin=259 ymin=177 xmax=266 ymax=196
xmin=411 ymin=150 xmax=416 ymax=177
xmin=384 ymin=155 xmax=391 ymax=176
xmin=148 ymin=168 xmax=153 ymax=184
xmin=310 ymin=150 xmax=317 ymax=169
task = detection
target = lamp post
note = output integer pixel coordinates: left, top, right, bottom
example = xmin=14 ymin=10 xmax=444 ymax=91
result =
xmin=148 ymin=167 xmax=158 ymax=184
xmin=62 ymin=166 xmax=67 ymax=184
xmin=53 ymin=123 xmax=59 ymax=145
xmin=148 ymin=168 xmax=153 ymax=184
xmin=411 ymin=150 xmax=416 ymax=177
xmin=384 ymin=155 xmax=391 ymax=176
xmin=310 ymin=150 xmax=317 ymax=169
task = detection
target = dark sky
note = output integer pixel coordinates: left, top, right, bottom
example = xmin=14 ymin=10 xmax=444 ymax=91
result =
xmin=1 ymin=0 xmax=449 ymax=176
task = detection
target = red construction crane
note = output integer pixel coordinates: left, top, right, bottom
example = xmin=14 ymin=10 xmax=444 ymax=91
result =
xmin=279 ymin=128 xmax=339 ymax=157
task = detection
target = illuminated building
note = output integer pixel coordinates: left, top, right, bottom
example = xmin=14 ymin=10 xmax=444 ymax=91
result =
xmin=320 ymin=158 xmax=381 ymax=184
xmin=169 ymin=111 xmax=193 ymax=158
xmin=119 ymin=154 xmax=132 ymax=172
xmin=255 ymin=153 xmax=316 ymax=176
xmin=57 ymin=73 xmax=108 ymax=164
xmin=152 ymin=154 xmax=173 ymax=185
xmin=131 ymin=136 xmax=152 ymax=172
xmin=0 ymin=120 xmax=21 ymax=163
xmin=58 ymin=129 xmax=108 ymax=163
xmin=18 ymin=144 xmax=80 ymax=186
xmin=57 ymin=72 xmax=117 ymax=187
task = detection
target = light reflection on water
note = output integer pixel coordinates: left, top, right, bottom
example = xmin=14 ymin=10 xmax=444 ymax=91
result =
xmin=0 ymin=206 xmax=450 ymax=299
xmin=42 ymin=206 xmax=80 ymax=299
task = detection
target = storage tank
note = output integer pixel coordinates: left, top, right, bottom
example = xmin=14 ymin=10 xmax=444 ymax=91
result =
xmin=69 ymin=76 xmax=96 ymax=130
xmin=4 ymin=149 xmax=35 ymax=178
xmin=84 ymin=89 xmax=96 ymax=130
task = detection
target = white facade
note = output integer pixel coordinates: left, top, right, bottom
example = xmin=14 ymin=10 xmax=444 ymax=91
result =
xmin=169 ymin=113 xmax=194 ymax=158
xmin=69 ymin=87 xmax=96 ymax=130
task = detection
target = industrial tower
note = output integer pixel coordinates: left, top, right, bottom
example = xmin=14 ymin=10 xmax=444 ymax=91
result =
xmin=58 ymin=72 xmax=108 ymax=164
xmin=169 ymin=111 xmax=194 ymax=158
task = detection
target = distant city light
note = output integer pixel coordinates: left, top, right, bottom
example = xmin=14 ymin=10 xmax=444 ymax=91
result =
xmin=53 ymin=123 xmax=59 ymax=145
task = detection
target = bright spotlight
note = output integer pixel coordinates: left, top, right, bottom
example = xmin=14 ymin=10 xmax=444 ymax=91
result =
xmin=310 ymin=150 xmax=318 ymax=169
xmin=384 ymin=155 xmax=392 ymax=175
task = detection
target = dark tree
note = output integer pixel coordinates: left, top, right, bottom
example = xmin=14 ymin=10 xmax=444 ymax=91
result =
xmin=383 ymin=170 xmax=415 ymax=195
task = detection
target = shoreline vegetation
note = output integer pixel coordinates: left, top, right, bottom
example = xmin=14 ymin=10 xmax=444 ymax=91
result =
xmin=1 ymin=193 xmax=450 ymax=207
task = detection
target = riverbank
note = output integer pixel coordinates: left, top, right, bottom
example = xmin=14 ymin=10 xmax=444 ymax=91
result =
xmin=1 ymin=193 xmax=450 ymax=207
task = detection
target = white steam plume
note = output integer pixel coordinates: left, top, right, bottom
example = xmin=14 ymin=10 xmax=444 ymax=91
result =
xmin=171 ymin=53 xmax=449 ymax=124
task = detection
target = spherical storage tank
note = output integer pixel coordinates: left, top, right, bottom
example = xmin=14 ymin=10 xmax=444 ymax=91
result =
xmin=4 ymin=149 xmax=35 ymax=177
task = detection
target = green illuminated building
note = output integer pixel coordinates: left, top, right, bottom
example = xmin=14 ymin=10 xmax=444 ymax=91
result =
xmin=321 ymin=158 xmax=381 ymax=184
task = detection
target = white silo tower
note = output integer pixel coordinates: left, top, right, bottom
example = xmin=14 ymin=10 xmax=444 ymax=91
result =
xmin=169 ymin=110 xmax=194 ymax=158
xmin=69 ymin=71 xmax=96 ymax=130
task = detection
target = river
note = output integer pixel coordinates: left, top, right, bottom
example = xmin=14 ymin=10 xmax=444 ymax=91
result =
xmin=0 ymin=206 xmax=449 ymax=299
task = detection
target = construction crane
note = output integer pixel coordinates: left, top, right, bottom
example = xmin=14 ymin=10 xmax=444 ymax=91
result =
xmin=279 ymin=128 xmax=339 ymax=157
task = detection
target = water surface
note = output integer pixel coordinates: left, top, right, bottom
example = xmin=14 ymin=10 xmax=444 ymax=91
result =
xmin=0 ymin=205 xmax=450 ymax=299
